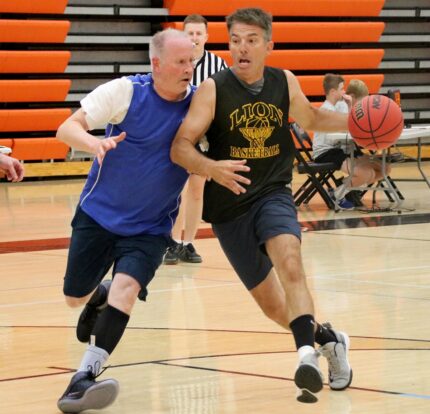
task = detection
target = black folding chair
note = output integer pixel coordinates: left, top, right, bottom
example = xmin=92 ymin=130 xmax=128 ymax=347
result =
xmin=291 ymin=122 xmax=339 ymax=210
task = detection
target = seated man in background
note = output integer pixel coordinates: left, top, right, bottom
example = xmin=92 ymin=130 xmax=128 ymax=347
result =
xmin=313 ymin=75 xmax=389 ymax=208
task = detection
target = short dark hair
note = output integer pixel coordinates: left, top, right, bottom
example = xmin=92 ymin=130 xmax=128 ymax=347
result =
xmin=183 ymin=14 xmax=208 ymax=29
xmin=226 ymin=8 xmax=272 ymax=41
xmin=323 ymin=73 xmax=345 ymax=95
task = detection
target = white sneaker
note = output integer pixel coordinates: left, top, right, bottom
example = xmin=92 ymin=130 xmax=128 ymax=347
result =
xmin=319 ymin=323 xmax=353 ymax=390
xmin=294 ymin=351 xmax=324 ymax=403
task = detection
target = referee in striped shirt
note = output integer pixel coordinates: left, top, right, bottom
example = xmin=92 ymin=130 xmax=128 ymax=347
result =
xmin=185 ymin=14 xmax=228 ymax=87
xmin=164 ymin=14 xmax=227 ymax=265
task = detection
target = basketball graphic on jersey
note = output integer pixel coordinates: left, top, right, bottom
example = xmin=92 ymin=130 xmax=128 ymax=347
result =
xmin=230 ymin=102 xmax=282 ymax=158
xmin=240 ymin=115 xmax=275 ymax=148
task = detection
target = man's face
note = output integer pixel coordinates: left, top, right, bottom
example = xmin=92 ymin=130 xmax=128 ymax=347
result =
xmin=333 ymin=82 xmax=346 ymax=102
xmin=152 ymin=37 xmax=194 ymax=97
xmin=228 ymin=23 xmax=273 ymax=79
xmin=184 ymin=22 xmax=208 ymax=60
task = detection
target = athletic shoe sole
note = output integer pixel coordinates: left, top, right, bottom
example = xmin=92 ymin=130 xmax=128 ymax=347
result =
xmin=294 ymin=364 xmax=323 ymax=403
xmin=57 ymin=379 xmax=119 ymax=413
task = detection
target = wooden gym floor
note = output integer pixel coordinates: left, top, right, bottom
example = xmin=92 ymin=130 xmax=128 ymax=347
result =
xmin=1 ymin=162 xmax=429 ymax=413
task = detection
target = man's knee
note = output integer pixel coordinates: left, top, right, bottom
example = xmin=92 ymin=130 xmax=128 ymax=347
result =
xmin=261 ymin=301 xmax=287 ymax=324
xmin=109 ymin=274 xmax=141 ymax=312
xmin=64 ymin=295 xmax=87 ymax=308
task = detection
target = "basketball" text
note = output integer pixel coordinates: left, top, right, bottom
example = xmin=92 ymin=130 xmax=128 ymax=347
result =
xmin=354 ymin=103 xmax=365 ymax=120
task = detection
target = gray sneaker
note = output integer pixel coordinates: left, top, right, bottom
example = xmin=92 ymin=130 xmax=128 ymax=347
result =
xmin=57 ymin=370 xmax=119 ymax=413
xmin=294 ymin=351 xmax=324 ymax=403
xmin=163 ymin=242 xmax=182 ymax=265
xmin=319 ymin=323 xmax=353 ymax=390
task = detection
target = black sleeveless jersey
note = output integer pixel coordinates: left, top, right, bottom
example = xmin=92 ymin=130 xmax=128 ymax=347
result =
xmin=203 ymin=67 xmax=296 ymax=223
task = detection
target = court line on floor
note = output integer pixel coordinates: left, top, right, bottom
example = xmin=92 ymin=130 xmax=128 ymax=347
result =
xmin=5 ymin=349 xmax=428 ymax=401
xmin=153 ymin=360 xmax=430 ymax=400
xmin=2 ymin=211 xmax=430 ymax=254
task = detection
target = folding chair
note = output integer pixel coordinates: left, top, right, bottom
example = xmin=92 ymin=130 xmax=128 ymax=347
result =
xmin=291 ymin=122 xmax=339 ymax=209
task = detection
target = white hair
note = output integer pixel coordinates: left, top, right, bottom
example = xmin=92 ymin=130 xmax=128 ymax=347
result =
xmin=149 ymin=28 xmax=190 ymax=66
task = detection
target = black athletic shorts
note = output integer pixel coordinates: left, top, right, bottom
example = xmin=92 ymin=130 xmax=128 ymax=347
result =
xmin=63 ymin=207 xmax=169 ymax=301
xmin=314 ymin=148 xmax=348 ymax=169
xmin=314 ymin=148 xmax=364 ymax=170
xmin=212 ymin=190 xmax=301 ymax=290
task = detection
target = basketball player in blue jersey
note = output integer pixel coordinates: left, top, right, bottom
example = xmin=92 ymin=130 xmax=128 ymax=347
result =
xmin=55 ymin=29 xmax=195 ymax=413
xmin=172 ymin=8 xmax=352 ymax=404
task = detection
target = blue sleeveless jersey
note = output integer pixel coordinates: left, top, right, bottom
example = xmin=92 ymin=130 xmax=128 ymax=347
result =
xmin=79 ymin=74 xmax=194 ymax=236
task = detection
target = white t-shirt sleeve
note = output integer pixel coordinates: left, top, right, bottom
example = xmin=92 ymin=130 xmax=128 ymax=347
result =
xmin=80 ymin=77 xmax=134 ymax=130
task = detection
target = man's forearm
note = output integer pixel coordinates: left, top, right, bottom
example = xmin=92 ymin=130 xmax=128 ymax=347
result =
xmin=56 ymin=120 xmax=100 ymax=154
xmin=171 ymin=138 xmax=215 ymax=178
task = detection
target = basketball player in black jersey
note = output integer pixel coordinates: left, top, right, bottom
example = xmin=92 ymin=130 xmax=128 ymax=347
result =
xmin=171 ymin=8 xmax=352 ymax=403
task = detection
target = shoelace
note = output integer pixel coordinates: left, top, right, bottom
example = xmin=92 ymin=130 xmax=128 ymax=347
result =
xmin=85 ymin=364 xmax=111 ymax=379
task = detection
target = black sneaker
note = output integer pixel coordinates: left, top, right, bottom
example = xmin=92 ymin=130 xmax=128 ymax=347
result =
xmin=57 ymin=370 xmax=119 ymax=413
xmin=178 ymin=243 xmax=202 ymax=263
xmin=76 ymin=280 xmax=111 ymax=343
xmin=345 ymin=190 xmax=364 ymax=207
xmin=163 ymin=242 xmax=182 ymax=265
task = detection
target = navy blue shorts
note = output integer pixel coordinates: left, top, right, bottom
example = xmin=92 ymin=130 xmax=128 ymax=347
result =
xmin=212 ymin=190 xmax=301 ymax=290
xmin=63 ymin=207 xmax=169 ymax=301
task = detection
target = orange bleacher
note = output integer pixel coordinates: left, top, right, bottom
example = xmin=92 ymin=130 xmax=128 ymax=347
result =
xmin=0 ymin=109 xmax=72 ymax=133
xmin=0 ymin=0 xmax=71 ymax=170
xmin=11 ymin=138 xmax=70 ymax=161
xmin=164 ymin=0 xmax=385 ymax=16
xmin=0 ymin=20 xmax=70 ymax=43
xmin=0 ymin=80 xmax=71 ymax=102
xmin=0 ymin=0 xmax=68 ymax=14
xmin=164 ymin=22 xmax=385 ymax=43
xmin=213 ymin=49 xmax=384 ymax=70
xmin=0 ymin=51 xmax=71 ymax=74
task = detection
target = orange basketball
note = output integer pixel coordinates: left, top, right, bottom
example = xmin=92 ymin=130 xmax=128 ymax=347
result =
xmin=348 ymin=94 xmax=404 ymax=150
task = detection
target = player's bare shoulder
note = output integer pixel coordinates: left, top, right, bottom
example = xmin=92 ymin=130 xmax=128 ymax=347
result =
xmin=283 ymin=70 xmax=301 ymax=95
xmin=190 ymin=77 xmax=216 ymax=118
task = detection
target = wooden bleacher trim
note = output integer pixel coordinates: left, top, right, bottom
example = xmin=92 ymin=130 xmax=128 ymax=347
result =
xmin=0 ymin=108 xmax=72 ymax=132
xmin=164 ymin=22 xmax=385 ymax=43
xmin=299 ymin=74 xmax=384 ymax=96
xmin=0 ymin=80 xmax=71 ymax=102
xmin=0 ymin=0 xmax=68 ymax=14
xmin=12 ymin=138 xmax=69 ymax=161
xmin=214 ymin=49 xmax=384 ymax=70
xmin=0 ymin=51 xmax=71 ymax=73
xmin=0 ymin=20 xmax=70 ymax=43
xmin=164 ymin=0 xmax=385 ymax=16
xmin=23 ymin=161 xmax=92 ymax=178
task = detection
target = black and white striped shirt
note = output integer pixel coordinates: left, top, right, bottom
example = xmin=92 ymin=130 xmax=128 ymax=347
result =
xmin=192 ymin=50 xmax=228 ymax=87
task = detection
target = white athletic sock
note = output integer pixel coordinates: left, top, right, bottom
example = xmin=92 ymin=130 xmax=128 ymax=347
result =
xmin=78 ymin=344 xmax=109 ymax=376
xmin=334 ymin=183 xmax=350 ymax=200
xmin=298 ymin=345 xmax=315 ymax=361
xmin=183 ymin=241 xmax=192 ymax=246
xmin=173 ymin=239 xmax=182 ymax=245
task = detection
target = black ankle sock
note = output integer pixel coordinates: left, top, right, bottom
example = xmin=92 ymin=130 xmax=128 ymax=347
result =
xmin=93 ymin=305 xmax=130 ymax=354
xmin=289 ymin=314 xmax=315 ymax=350
xmin=88 ymin=283 xmax=108 ymax=308
xmin=314 ymin=323 xmax=338 ymax=346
